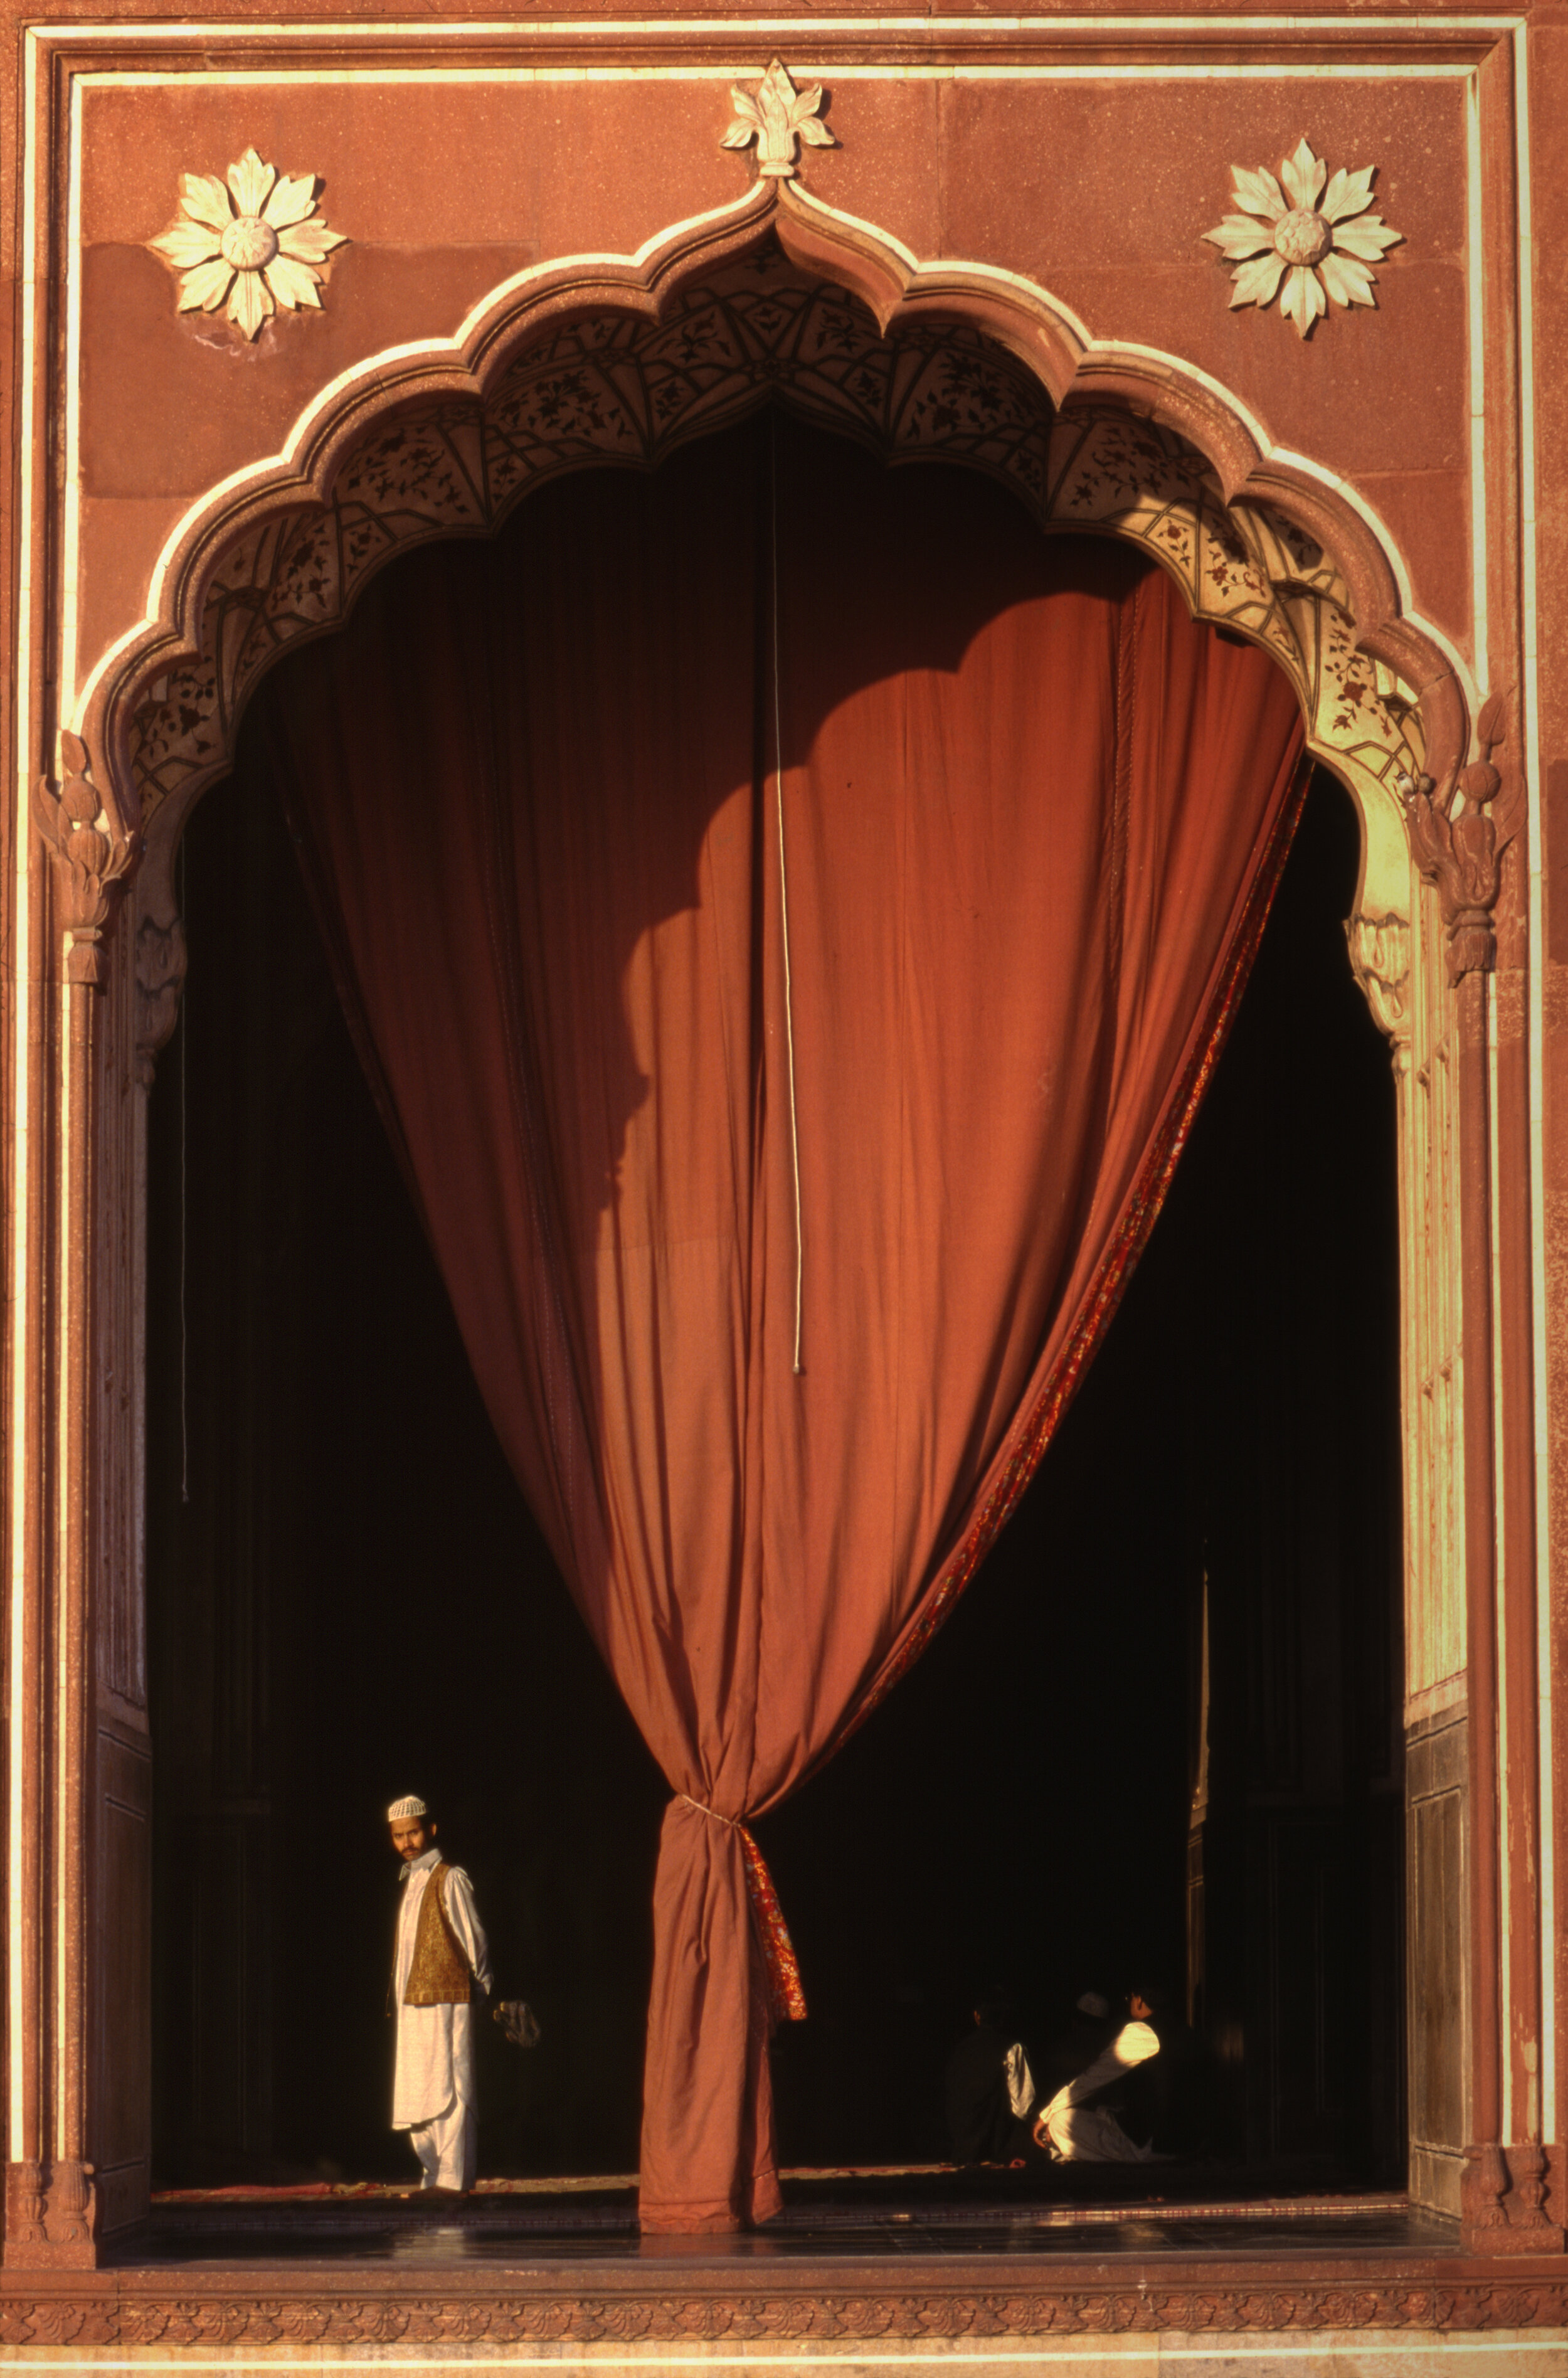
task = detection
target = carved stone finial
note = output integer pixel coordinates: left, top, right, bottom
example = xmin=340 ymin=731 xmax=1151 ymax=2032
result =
xmin=134 ymin=915 xmax=189 ymax=1087
xmin=34 ymin=734 xmax=140 ymax=988
xmin=149 ymin=148 xmax=347 ymax=342
xmin=1399 ymin=691 xmax=1509 ymax=987
xmin=1345 ymin=911 xmax=1411 ymax=1044
xmin=721 ymin=60 xmax=836 ymax=181
xmin=1204 ymin=137 xmax=1401 ymax=337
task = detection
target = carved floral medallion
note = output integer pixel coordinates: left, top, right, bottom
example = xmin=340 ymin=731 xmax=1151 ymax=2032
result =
xmin=1204 ymin=138 xmax=1401 ymax=336
xmin=150 ymin=149 xmax=347 ymax=341
xmin=721 ymin=60 xmax=835 ymax=179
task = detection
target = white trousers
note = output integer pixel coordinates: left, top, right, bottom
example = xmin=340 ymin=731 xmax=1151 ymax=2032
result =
xmin=1040 ymin=2103 xmax=1153 ymax=2165
xmin=409 ymin=2096 xmax=477 ymax=2192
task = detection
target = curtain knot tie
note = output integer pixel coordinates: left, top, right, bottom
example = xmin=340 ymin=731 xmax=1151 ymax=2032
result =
xmin=672 ymin=1795 xmax=807 ymax=2025
xmin=677 ymin=1792 xmax=737 ymax=1826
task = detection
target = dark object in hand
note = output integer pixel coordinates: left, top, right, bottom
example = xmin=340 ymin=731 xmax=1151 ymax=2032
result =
xmin=493 ymin=1999 xmax=542 ymax=2049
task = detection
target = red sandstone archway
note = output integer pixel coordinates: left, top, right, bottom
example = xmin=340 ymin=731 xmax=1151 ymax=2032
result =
xmin=17 ymin=177 xmax=1514 ymax=2269
xmin=56 ymin=178 xmax=1466 ymax=1024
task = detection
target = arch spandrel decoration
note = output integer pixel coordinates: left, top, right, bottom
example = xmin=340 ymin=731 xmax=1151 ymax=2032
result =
xmin=124 ymin=248 xmax=1426 ymax=962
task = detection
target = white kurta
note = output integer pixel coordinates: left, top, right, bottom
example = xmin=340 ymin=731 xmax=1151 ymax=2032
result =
xmin=1036 ymin=2019 xmax=1159 ymax=2164
xmin=1004 ymin=2041 xmax=1037 ymax=2121
xmin=392 ymin=1848 xmax=492 ymax=2133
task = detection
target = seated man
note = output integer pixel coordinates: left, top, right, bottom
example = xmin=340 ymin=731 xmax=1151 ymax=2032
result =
xmin=1117 ymin=1978 xmax=1204 ymax=2157
xmin=1032 ymin=1988 xmax=1162 ymax=2164
xmin=1035 ymin=1988 xmax=1120 ymax=2103
xmin=943 ymin=1988 xmax=1037 ymax=2164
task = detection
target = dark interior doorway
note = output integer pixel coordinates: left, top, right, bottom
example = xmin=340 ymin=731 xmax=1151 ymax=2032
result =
xmin=146 ymin=443 xmax=1404 ymax=2196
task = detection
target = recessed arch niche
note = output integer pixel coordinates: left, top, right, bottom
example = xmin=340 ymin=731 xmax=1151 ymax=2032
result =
xmin=107 ymin=209 xmax=1466 ymax=2021
xmin=55 ymin=183 xmax=1483 ymax=2244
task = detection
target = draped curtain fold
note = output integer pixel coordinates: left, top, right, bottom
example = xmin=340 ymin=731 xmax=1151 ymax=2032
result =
xmin=260 ymin=412 xmax=1306 ymax=2232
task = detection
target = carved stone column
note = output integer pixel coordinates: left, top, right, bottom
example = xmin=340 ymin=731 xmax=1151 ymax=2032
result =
xmin=1404 ymin=702 xmax=1565 ymax=2251
xmin=4 ymin=735 xmax=142 ymax=2267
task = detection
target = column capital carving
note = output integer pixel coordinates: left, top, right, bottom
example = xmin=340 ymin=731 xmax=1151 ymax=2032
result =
xmin=33 ymin=734 xmax=140 ymax=988
xmin=1400 ymin=691 xmax=1510 ymax=988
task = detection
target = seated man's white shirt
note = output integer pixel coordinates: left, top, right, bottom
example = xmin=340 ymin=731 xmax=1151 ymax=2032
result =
xmin=1004 ymin=2041 xmax=1037 ymax=2121
xmin=1036 ymin=2018 xmax=1159 ymax=2164
xmin=392 ymin=1847 xmax=492 ymax=2131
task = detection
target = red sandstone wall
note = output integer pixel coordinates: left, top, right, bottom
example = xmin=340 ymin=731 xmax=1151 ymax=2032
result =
xmin=72 ymin=62 xmax=1471 ymax=692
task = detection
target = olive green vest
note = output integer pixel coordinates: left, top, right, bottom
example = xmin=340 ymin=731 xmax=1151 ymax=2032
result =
xmin=401 ymin=1862 xmax=473 ymax=2007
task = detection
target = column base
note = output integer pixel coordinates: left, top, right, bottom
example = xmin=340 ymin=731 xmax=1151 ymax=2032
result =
xmin=3 ymin=2161 xmax=98 ymax=2269
xmin=1460 ymin=2140 xmax=1566 ymax=2254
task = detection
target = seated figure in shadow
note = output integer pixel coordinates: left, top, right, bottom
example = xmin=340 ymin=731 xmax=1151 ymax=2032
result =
xmin=1034 ymin=1987 xmax=1121 ymax=2105
xmin=1116 ymin=1978 xmax=1205 ymax=2157
xmin=943 ymin=1987 xmax=1038 ymax=2165
xmin=1032 ymin=1985 xmax=1169 ymax=2165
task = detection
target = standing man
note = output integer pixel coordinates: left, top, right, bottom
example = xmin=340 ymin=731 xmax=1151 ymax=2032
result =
xmin=386 ymin=1793 xmax=492 ymax=2195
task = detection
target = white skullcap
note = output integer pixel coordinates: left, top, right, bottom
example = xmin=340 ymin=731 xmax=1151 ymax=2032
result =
xmin=386 ymin=1794 xmax=428 ymax=1821
xmin=1076 ymin=1991 xmax=1111 ymax=2020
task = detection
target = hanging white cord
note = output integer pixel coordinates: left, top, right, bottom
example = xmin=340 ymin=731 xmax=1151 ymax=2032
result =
xmin=770 ymin=422 xmax=805 ymax=1376
xmin=179 ymin=839 xmax=190 ymax=1504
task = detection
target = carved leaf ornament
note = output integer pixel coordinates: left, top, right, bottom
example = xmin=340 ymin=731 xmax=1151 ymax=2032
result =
xmin=722 ymin=58 xmax=836 ymax=179
xmin=151 ymin=149 xmax=347 ymax=341
xmin=1204 ymin=137 xmax=1401 ymax=336
xmin=1400 ymin=689 xmax=1510 ymax=984
xmin=34 ymin=732 xmax=139 ymax=986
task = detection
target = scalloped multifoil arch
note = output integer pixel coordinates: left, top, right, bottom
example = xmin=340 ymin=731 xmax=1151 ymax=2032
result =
xmin=85 ymin=179 xmax=1463 ymax=952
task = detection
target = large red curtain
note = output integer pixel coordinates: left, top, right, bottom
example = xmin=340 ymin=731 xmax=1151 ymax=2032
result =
xmin=259 ymin=411 xmax=1305 ymax=2231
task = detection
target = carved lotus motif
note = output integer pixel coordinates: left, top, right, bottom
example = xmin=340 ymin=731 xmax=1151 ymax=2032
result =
xmin=722 ymin=58 xmax=835 ymax=179
xmin=151 ymin=148 xmax=347 ymax=341
xmin=1204 ymin=137 xmax=1401 ymax=337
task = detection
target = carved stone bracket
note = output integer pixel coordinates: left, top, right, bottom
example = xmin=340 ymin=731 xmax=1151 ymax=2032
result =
xmin=1462 ymin=2140 xmax=1566 ymax=2254
xmin=1401 ymin=691 xmax=1509 ymax=986
xmin=134 ymin=914 xmax=188 ymax=1087
xmin=33 ymin=734 xmax=140 ymax=987
xmin=1345 ymin=910 xmax=1411 ymax=1046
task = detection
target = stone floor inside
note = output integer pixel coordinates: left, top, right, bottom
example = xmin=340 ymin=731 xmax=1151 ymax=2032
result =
xmin=125 ymin=2167 xmax=1444 ymax=2266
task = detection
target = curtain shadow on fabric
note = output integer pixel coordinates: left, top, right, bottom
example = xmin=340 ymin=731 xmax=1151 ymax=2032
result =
xmin=256 ymin=408 xmax=1306 ymax=2231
